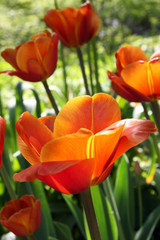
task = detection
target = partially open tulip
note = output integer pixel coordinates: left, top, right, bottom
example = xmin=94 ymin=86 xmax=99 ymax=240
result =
xmin=44 ymin=1 xmax=101 ymax=48
xmin=0 ymin=30 xmax=58 ymax=82
xmin=13 ymin=93 xmax=157 ymax=194
xmin=0 ymin=195 xmax=41 ymax=237
xmin=0 ymin=117 xmax=6 ymax=168
xmin=108 ymin=45 xmax=160 ymax=102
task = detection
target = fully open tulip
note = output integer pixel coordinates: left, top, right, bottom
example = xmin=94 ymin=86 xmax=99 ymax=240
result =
xmin=0 ymin=116 xmax=6 ymax=168
xmin=108 ymin=45 xmax=160 ymax=102
xmin=13 ymin=93 xmax=157 ymax=194
xmin=0 ymin=30 xmax=58 ymax=82
xmin=0 ymin=195 xmax=41 ymax=237
xmin=44 ymin=1 xmax=101 ymax=48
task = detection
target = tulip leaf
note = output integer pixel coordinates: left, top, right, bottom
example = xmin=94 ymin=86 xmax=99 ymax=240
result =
xmin=62 ymin=194 xmax=86 ymax=238
xmin=134 ymin=205 xmax=160 ymax=240
xmin=54 ymin=221 xmax=73 ymax=240
xmin=91 ymin=185 xmax=118 ymax=240
xmin=114 ymin=154 xmax=134 ymax=240
xmin=83 ymin=210 xmax=91 ymax=240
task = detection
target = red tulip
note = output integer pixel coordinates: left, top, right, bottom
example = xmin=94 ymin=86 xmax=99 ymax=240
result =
xmin=44 ymin=1 xmax=101 ymax=48
xmin=13 ymin=93 xmax=157 ymax=194
xmin=0 ymin=117 xmax=6 ymax=168
xmin=0 ymin=30 xmax=58 ymax=82
xmin=108 ymin=45 xmax=160 ymax=102
xmin=0 ymin=195 xmax=41 ymax=237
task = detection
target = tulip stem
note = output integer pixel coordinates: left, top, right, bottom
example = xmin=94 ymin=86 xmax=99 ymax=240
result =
xmin=29 ymin=234 xmax=37 ymax=240
xmin=76 ymin=48 xmax=90 ymax=95
xmin=142 ymin=102 xmax=160 ymax=164
xmin=81 ymin=188 xmax=101 ymax=240
xmin=42 ymin=80 xmax=59 ymax=115
xmin=150 ymin=101 xmax=160 ymax=134
xmin=0 ymin=164 xmax=17 ymax=200
xmin=103 ymin=177 xmax=126 ymax=240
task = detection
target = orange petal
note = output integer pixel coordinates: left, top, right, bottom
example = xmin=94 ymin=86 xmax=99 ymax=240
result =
xmin=121 ymin=61 xmax=152 ymax=97
xmin=43 ymin=33 xmax=58 ymax=76
xmin=40 ymin=128 xmax=93 ymax=162
xmin=150 ymin=49 xmax=160 ymax=60
xmin=16 ymin=112 xmax=54 ymax=160
xmin=107 ymin=71 xmax=151 ymax=102
xmin=16 ymin=41 xmax=37 ymax=73
xmin=91 ymin=125 xmax=124 ymax=184
xmin=148 ymin=58 xmax=160 ymax=99
xmin=1 ymin=48 xmax=19 ymax=70
xmin=54 ymin=93 xmax=121 ymax=137
xmin=38 ymin=115 xmax=56 ymax=132
xmin=76 ymin=2 xmax=101 ymax=46
xmin=92 ymin=93 xmax=121 ymax=133
xmin=116 ymin=45 xmax=148 ymax=72
xmin=94 ymin=119 xmax=157 ymax=185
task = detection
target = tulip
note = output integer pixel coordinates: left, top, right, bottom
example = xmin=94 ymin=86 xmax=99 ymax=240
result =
xmin=108 ymin=45 xmax=160 ymax=102
xmin=0 ymin=30 xmax=58 ymax=82
xmin=0 ymin=117 xmax=6 ymax=168
xmin=0 ymin=195 xmax=41 ymax=237
xmin=13 ymin=93 xmax=157 ymax=194
xmin=44 ymin=1 xmax=101 ymax=48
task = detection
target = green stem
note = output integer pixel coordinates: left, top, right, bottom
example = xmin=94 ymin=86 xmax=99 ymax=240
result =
xmin=76 ymin=48 xmax=90 ymax=95
xmin=60 ymin=43 xmax=68 ymax=101
xmin=141 ymin=102 xmax=160 ymax=164
xmin=87 ymin=43 xmax=94 ymax=95
xmin=150 ymin=101 xmax=160 ymax=134
xmin=137 ymin=177 xmax=143 ymax=227
xmin=103 ymin=177 xmax=126 ymax=240
xmin=92 ymin=38 xmax=102 ymax=92
xmin=0 ymin=164 xmax=17 ymax=200
xmin=29 ymin=234 xmax=37 ymax=240
xmin=81 ymin=188 xmax=101 ymax=240
xmin=42 ymin=80 xmax=59 ymax=115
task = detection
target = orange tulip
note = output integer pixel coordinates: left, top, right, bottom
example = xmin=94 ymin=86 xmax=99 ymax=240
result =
xmin=107 ymin=45 xmax=160 ymax=102
xmin=0 ymin=195 xmax=41 ymax=237
xmin=13 ymin=93 xmax=157 ymax=194
xmin=0 ymin=116 xmax=6 ymax=168
xmin=0 ymin=30 xmax=58 ymax=82
xmin=44 ymin=1 xmax=101 ymax=48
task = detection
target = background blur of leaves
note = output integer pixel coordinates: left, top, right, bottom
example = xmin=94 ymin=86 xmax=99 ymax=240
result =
xmin=1 ymin=0 xmax=160 ymax=239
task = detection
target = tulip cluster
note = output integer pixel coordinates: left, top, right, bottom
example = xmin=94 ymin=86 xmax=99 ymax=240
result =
xmin=0 ymin=1 xmax=159 ymax=239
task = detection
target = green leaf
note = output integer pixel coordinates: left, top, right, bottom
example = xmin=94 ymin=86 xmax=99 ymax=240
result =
xmin=114 ymin=155 xmax=134 ymax=240
xmin=134 ymin=205 xmax=160 ymax=240
xmin=54 ymin=221 xmax=73 ymax=240
xmin=91 ymin=185 xmax=118 ymax=240
xmin=62 ymin=194 xmax=86 ymax=238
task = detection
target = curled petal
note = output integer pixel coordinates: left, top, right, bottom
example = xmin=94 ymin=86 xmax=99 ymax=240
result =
xmin=116 ymin=45 xmax=148 ymax=73
xmin=38 ymin=115 xmax=56 ymax=132
xmin=108 ymin=71 xmax=151 ymax=102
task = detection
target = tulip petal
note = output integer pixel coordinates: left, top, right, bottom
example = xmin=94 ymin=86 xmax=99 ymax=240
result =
xmin=1 ymin=48 xmax=19 ymax=70
xmin=121 ymin=60 xmax=160 ymax=99
xmin=116 ymin=45 xmax=148 ymax=72
xmin=54 ymin=93 xmax=121 ymax=137
xmin=16 ymin=41 xmax=37 ymax=73
xmin=95 ymin=119 xmax=157 ymax=185
xmin=16 ymin=112 xmax=54 ymax=164
xmin=108 ymin=71 xmax=151 ymax=102
xmin=38 ymin=115 xmax=56 ymax=132
xmin=41 ymin=128 xmax=93 ymax=162
xmin=43 ymin=33 xmax=58 ymax=76
xmin=91 ymin=124 xmax=124 ymax=184
xmin=0 ymin=70 xmax=44 ymax=82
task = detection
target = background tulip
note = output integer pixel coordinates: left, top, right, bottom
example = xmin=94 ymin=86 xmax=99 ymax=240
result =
xmin=0 ymin=30 xmax=58 ymax=82
xmin=44 ymin=1 xmax=101 ymax=48
xmin=108 ymin=45 xmax=160 ymax=102
xmin=13 ymin=93 xmax=157 ymax=194
xmin=0 ymin=195 xmax=41 ymax=237
xmin=0 ymin=116 xmax=6 ymax=168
